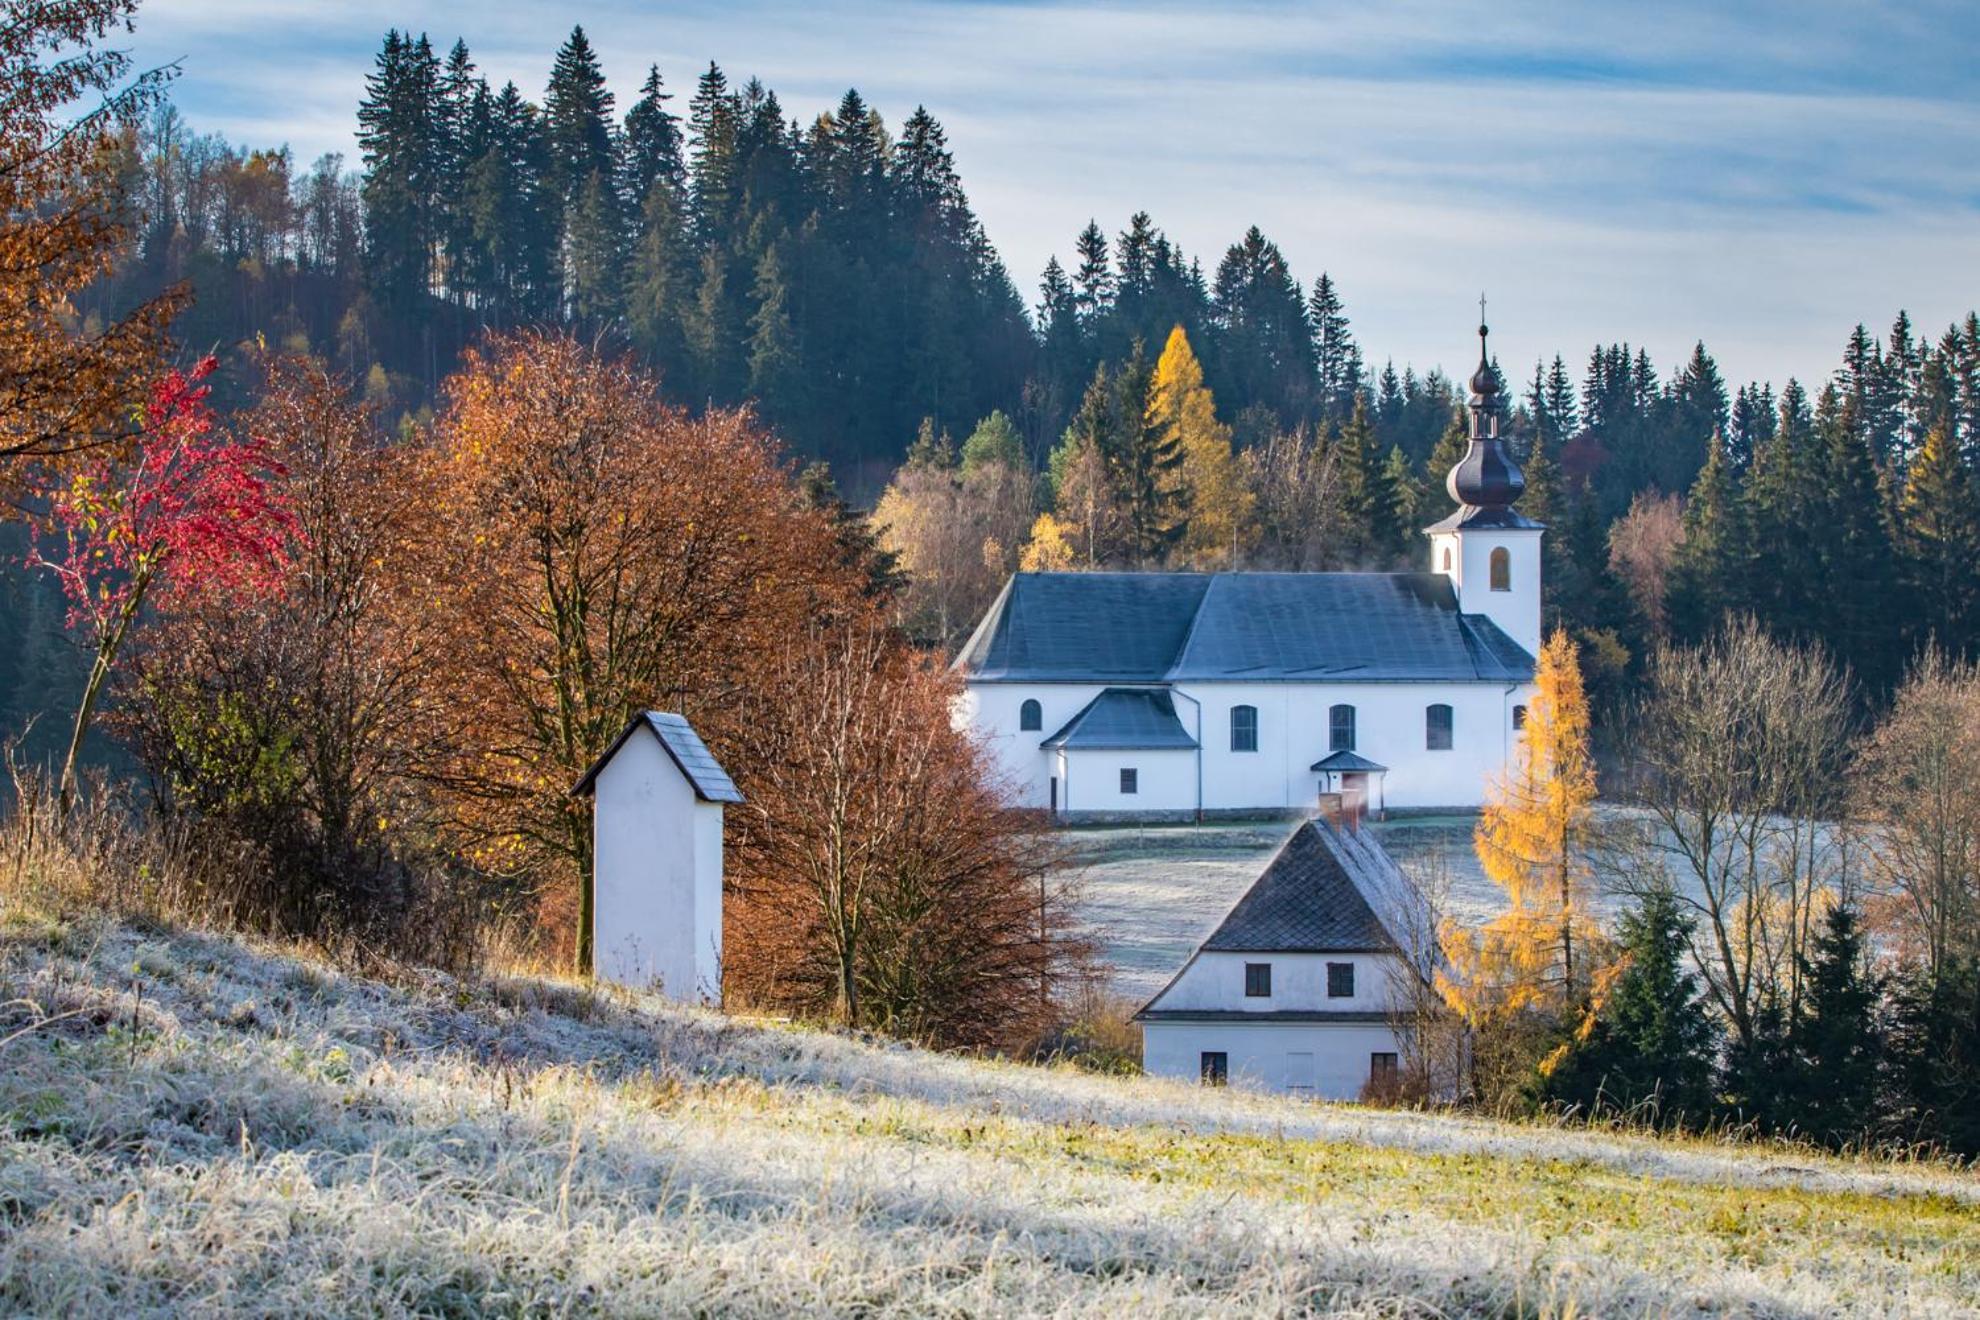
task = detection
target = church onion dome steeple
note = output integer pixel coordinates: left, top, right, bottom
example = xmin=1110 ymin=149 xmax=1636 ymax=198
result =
xmin=1431 ymin=310 xmax=1542 ymax=531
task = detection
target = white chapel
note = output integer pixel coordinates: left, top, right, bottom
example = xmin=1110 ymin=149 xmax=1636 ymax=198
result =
xmin=954 ymin=320 xmax=1542 ymax=820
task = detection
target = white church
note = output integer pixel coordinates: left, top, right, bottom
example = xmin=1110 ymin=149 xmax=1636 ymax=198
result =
xmin=955 ymin=321 xmax=1542 ymax=821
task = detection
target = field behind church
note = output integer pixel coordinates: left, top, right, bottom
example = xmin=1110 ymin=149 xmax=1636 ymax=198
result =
xmin=4 ymin=902 xmax=1976 ymax=1316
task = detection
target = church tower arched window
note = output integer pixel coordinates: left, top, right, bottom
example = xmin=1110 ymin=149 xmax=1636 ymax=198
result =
xmin=1490 ymin=546 xmax=1511 ymax=591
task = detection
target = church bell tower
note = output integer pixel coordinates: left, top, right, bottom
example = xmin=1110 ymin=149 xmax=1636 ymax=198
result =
xmin=1426 ymin=311 xmax=1545 ymax=659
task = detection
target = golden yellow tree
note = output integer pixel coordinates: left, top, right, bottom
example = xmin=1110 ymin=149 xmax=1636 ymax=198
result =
xmin=1146 ymin=326 xmax=1253 ymax=567
xmin=1442 ymin=629 xmax=1602 ymax=1029
xmin=1019 ymin=512 xmax=1077 ymax=571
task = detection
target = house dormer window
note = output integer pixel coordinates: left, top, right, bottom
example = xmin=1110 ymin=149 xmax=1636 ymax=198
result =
xmin=1490 ymin=546 xmax=1511 ymax=591
xmin=1426 ymin=703 xmax=1453 ymax=751
xmin=1244 ymin=962 xmax=1271 ymax=997
xmin=1019 ymin=698 xmax=1042 ymax=732
xmin=1230 ymin=704 xmax=1258 ymax=752
xmin=1329 ymin=704 xmax=1355 ymax=751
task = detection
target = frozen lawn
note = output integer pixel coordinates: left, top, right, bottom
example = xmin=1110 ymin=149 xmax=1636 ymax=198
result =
xmin=2 ymin=909 xmax=1976 ymax=1316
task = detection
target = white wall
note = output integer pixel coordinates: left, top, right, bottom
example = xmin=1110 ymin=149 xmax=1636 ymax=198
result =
xmin=1430 ymin=526 xmax=1543 ymax=659
xmin=1142 ymin=1020 xmax=1406 ymax=1099
xmin=1151 ymin=951 xmax=1413 ymax=1013
xmin=591 ymin=729 xmax=723 ymax=1003
xmin=1059 ymin=747 xmax=1196 ymax=814
xmin=962 ymin=678 xmax=1531 ymax=812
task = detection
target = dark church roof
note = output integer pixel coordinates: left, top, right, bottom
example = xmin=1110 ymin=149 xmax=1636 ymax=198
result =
xmin=1041 ymin=688 xmax=1198 ymax=750
xmin=953 ymin=572 xmax=1534 ymax=684
xmin=1198 ymin=821 xmax=1402 ymax=953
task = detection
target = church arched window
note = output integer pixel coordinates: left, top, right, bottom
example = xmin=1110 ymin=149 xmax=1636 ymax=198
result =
xmin=1230 ymin=704 xmax=1258 ymax=752
xmin=1490 ymin=546 xmax=1511 ymax=591
xmin=1329 ymin=704 xmax=1356 ymax=751
xmin=1019 ymin=698 xmax=1042 ymax=732
xmin=1441 ymin=547 xmax=1453 ymax=572
xmin=1426 ymin=703 xmax=1454 ymax=750
xmin=1513 ymin=704 xmax=1528 ymax=731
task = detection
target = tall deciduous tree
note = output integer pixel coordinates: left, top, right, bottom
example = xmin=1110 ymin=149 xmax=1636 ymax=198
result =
xmin=1147 ymin=326 xmax=1251 ymax=567
xmin=1 ymin=0 xmax=181 ymax=480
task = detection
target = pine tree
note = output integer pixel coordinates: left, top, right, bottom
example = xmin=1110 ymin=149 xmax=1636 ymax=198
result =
xmin=960 ymin=410 xmax=1025 ymax=473
xmin=1072 ymin=220 xmax=1112 ymax=324
xmin=1336 ymin=398 xmax=1392 ymax=560
xmin=1309 ymin=272 xmax=1359 ymax=422
xmin=1541 ymin=887 xmax=1718 ymax=1125
xmin=1900 ymin=426 xmax=1980 ymax=655
xmin=622 ymin=65 xmax=684 ymax=208
xmin=1381 ymin=445 xmax=1422 ymax=543
xmin=1421 ymin=411 xmax=1469 ymax=519
xmin=1110 ymin=344 xmax=1187 ymax=563
xmin=1665 ymin=430 xmax=1744 ymax=642
xmin=1147 ymin=326 xmax=1250 ymax=567
xmin=358 ymin=31 xmax=443 ymax=322
xmin=1786 ymin=905 xmax=1886 ymax=1147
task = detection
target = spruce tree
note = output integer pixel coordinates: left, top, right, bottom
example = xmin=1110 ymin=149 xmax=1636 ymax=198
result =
xmin=622 ymin=65 xmax=684 ymax=208
xmin=1900 ymin=426 xmax=1980 ymax=656
xmin=1336 ymin=398 xmax=1391 ymax=560
xmin=1786 ymin=905 xmax=1886 ymax=1147
xmin=358 ymin=31 xmax=443 ymax=323
xmin=1541 ymin=887 xmax=1718 ymax=1125
xmin=1072 ymin=220 xmax=1112 ymax=324
xmin=1665 ymin=430 xmax=1744 ymax=642
xmin=1421 ymin=411 xmax=1469 ymax=520
xmin=687 ymin=62 xmax=739 ymax=243
xmin=1381 ymin=445 xmax=1421 ymax=542
xmin=1885 ymin=957 xmax=1980 ymax=1158
xmin=1108 ymin=345 xmax=1186 ymax=563
xmin=1309 ymin=272 xmax=1359 ymax=422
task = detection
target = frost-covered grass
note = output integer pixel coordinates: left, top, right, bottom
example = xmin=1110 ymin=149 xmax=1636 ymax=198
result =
xmin=2 ymin=906 xmax=1976 ymax=1317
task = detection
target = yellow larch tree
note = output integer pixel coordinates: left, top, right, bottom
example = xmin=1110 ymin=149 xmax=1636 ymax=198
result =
xmin=1019 ymin=512 xmax=1077 ymax=571
xmin=1146 ymin=325 xmax=1254 ymax=567
xmin=1440 ymin=629 xmax=1603 ymax=1035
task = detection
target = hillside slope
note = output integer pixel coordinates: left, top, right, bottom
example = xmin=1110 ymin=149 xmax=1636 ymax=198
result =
xmin=1 ymin=911 xmax=1975 ymax=1317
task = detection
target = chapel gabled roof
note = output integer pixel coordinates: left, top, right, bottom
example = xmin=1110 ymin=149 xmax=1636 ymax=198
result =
xmin=952 ymin=571 xmax=1534 ymax=684
xmin=571 ymin=712 xmax=744 ymax=803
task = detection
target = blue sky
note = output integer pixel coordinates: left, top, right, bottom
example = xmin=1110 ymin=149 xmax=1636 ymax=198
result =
xmin=128 ymin=0 xmax=1979 ymax=392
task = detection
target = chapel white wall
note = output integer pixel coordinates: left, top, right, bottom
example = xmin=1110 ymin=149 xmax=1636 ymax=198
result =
xmin=592 ymin=730 xmax=723 ymax=1003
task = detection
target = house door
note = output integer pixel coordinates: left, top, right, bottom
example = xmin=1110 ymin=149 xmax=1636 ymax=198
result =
xmin=1049 ymin=776 xmax=1058 ymax=815
xmin=1200 ymin=1051 xmax=1228 ymax=1086
xmin=1285 ymin=1051 xmax=1315 ymax=1095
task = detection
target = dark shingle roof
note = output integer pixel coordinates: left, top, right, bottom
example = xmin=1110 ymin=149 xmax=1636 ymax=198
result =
xmin=1041 ymin=688 xmax=1197 ymax=750
xmin=1199 ymin=821 xmax=1402 ymax=953
xmin=571 ymin=712 xmax=744 ymax=803
xmin=954 ymin=572 xmax=1533 ymax=683
xmin=1309 ymin=749 xmax=1388 ymax=773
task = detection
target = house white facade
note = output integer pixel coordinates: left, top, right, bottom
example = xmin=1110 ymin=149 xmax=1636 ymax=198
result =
xmin=954 ymin=322 xmax=1541 ymax=821
xmin=573 ymin=712 xmax=743 ymax=1002
xmin=1138 ymin=817 xmax=1439 ymax=1099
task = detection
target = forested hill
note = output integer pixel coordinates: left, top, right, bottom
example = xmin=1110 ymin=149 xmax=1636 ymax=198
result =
xmin=44 ymin=23 xmax=1980 ymax=702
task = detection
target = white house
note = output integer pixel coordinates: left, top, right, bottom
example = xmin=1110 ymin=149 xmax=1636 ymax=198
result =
xmin=1136 ymin=816 xmax=1437 ymax=1099
xmin=573 ymin=712 xmax=742 ymax=1002
xmin=953 ymin=321 xmax=1541 ymax=821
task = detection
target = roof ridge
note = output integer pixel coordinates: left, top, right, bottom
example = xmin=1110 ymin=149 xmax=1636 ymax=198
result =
xmin=1165 ymin=572 xmax=1225 ymax=679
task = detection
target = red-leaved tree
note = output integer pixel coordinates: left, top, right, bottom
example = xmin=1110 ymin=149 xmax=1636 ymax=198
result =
xmin=30 ymin=356 xmax=296 ymax=813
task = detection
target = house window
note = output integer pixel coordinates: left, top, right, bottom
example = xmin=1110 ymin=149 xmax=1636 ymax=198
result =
xmin=1513 ymin=704 xmax=1528 ymax=731
xmin=1426 ymin=703 xmax=1453 ymax=751
xmin=1329 ymin=703 xmax=1356 ymax=752
xmin=1201 ymin=1051 xmax=1229 ymax=1086
xmin=1370 ymin=1052 xmax=1399 ymax=1084
xmin=1244 ymin=962 xmax=1272 ymax=997
xmin=1327 ymin=961 xmax=1355 ymax=998
xmin=1230 ymin=704 xmax=1258 ymax=752
xmin=1119 ymin=767 xmax=1138 ymax=795
xmin=1019 ymin=698 xmax=1042 ymax=732
xmin=1490 ymin=546 xmax=1511 ymax=591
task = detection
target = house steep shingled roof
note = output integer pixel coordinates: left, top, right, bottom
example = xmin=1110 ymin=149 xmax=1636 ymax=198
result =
xmin=953 ymin=571 xmax=1533 ymax=683
xmin=1199 ymin=820 xmax=1422 ymax=955
xmin=571 ymin=712 xmax=744 ymax=803
xmin=1041 ymin=688 xmax=1198 ymax=750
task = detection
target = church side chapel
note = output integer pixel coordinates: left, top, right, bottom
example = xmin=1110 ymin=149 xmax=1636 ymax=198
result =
xmin=954 ymin=317 xmax=1542 ymax=821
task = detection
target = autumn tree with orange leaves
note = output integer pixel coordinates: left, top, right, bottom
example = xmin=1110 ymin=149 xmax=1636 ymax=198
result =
xmin=401 ymin=333 xmax=859 ymax=972
xmin=2 ymin=0 xmax=182 ymax=484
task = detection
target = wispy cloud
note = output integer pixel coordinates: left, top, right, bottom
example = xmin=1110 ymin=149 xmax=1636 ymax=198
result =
xmin=130 ymin=0 xmax=1980 ymax=387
